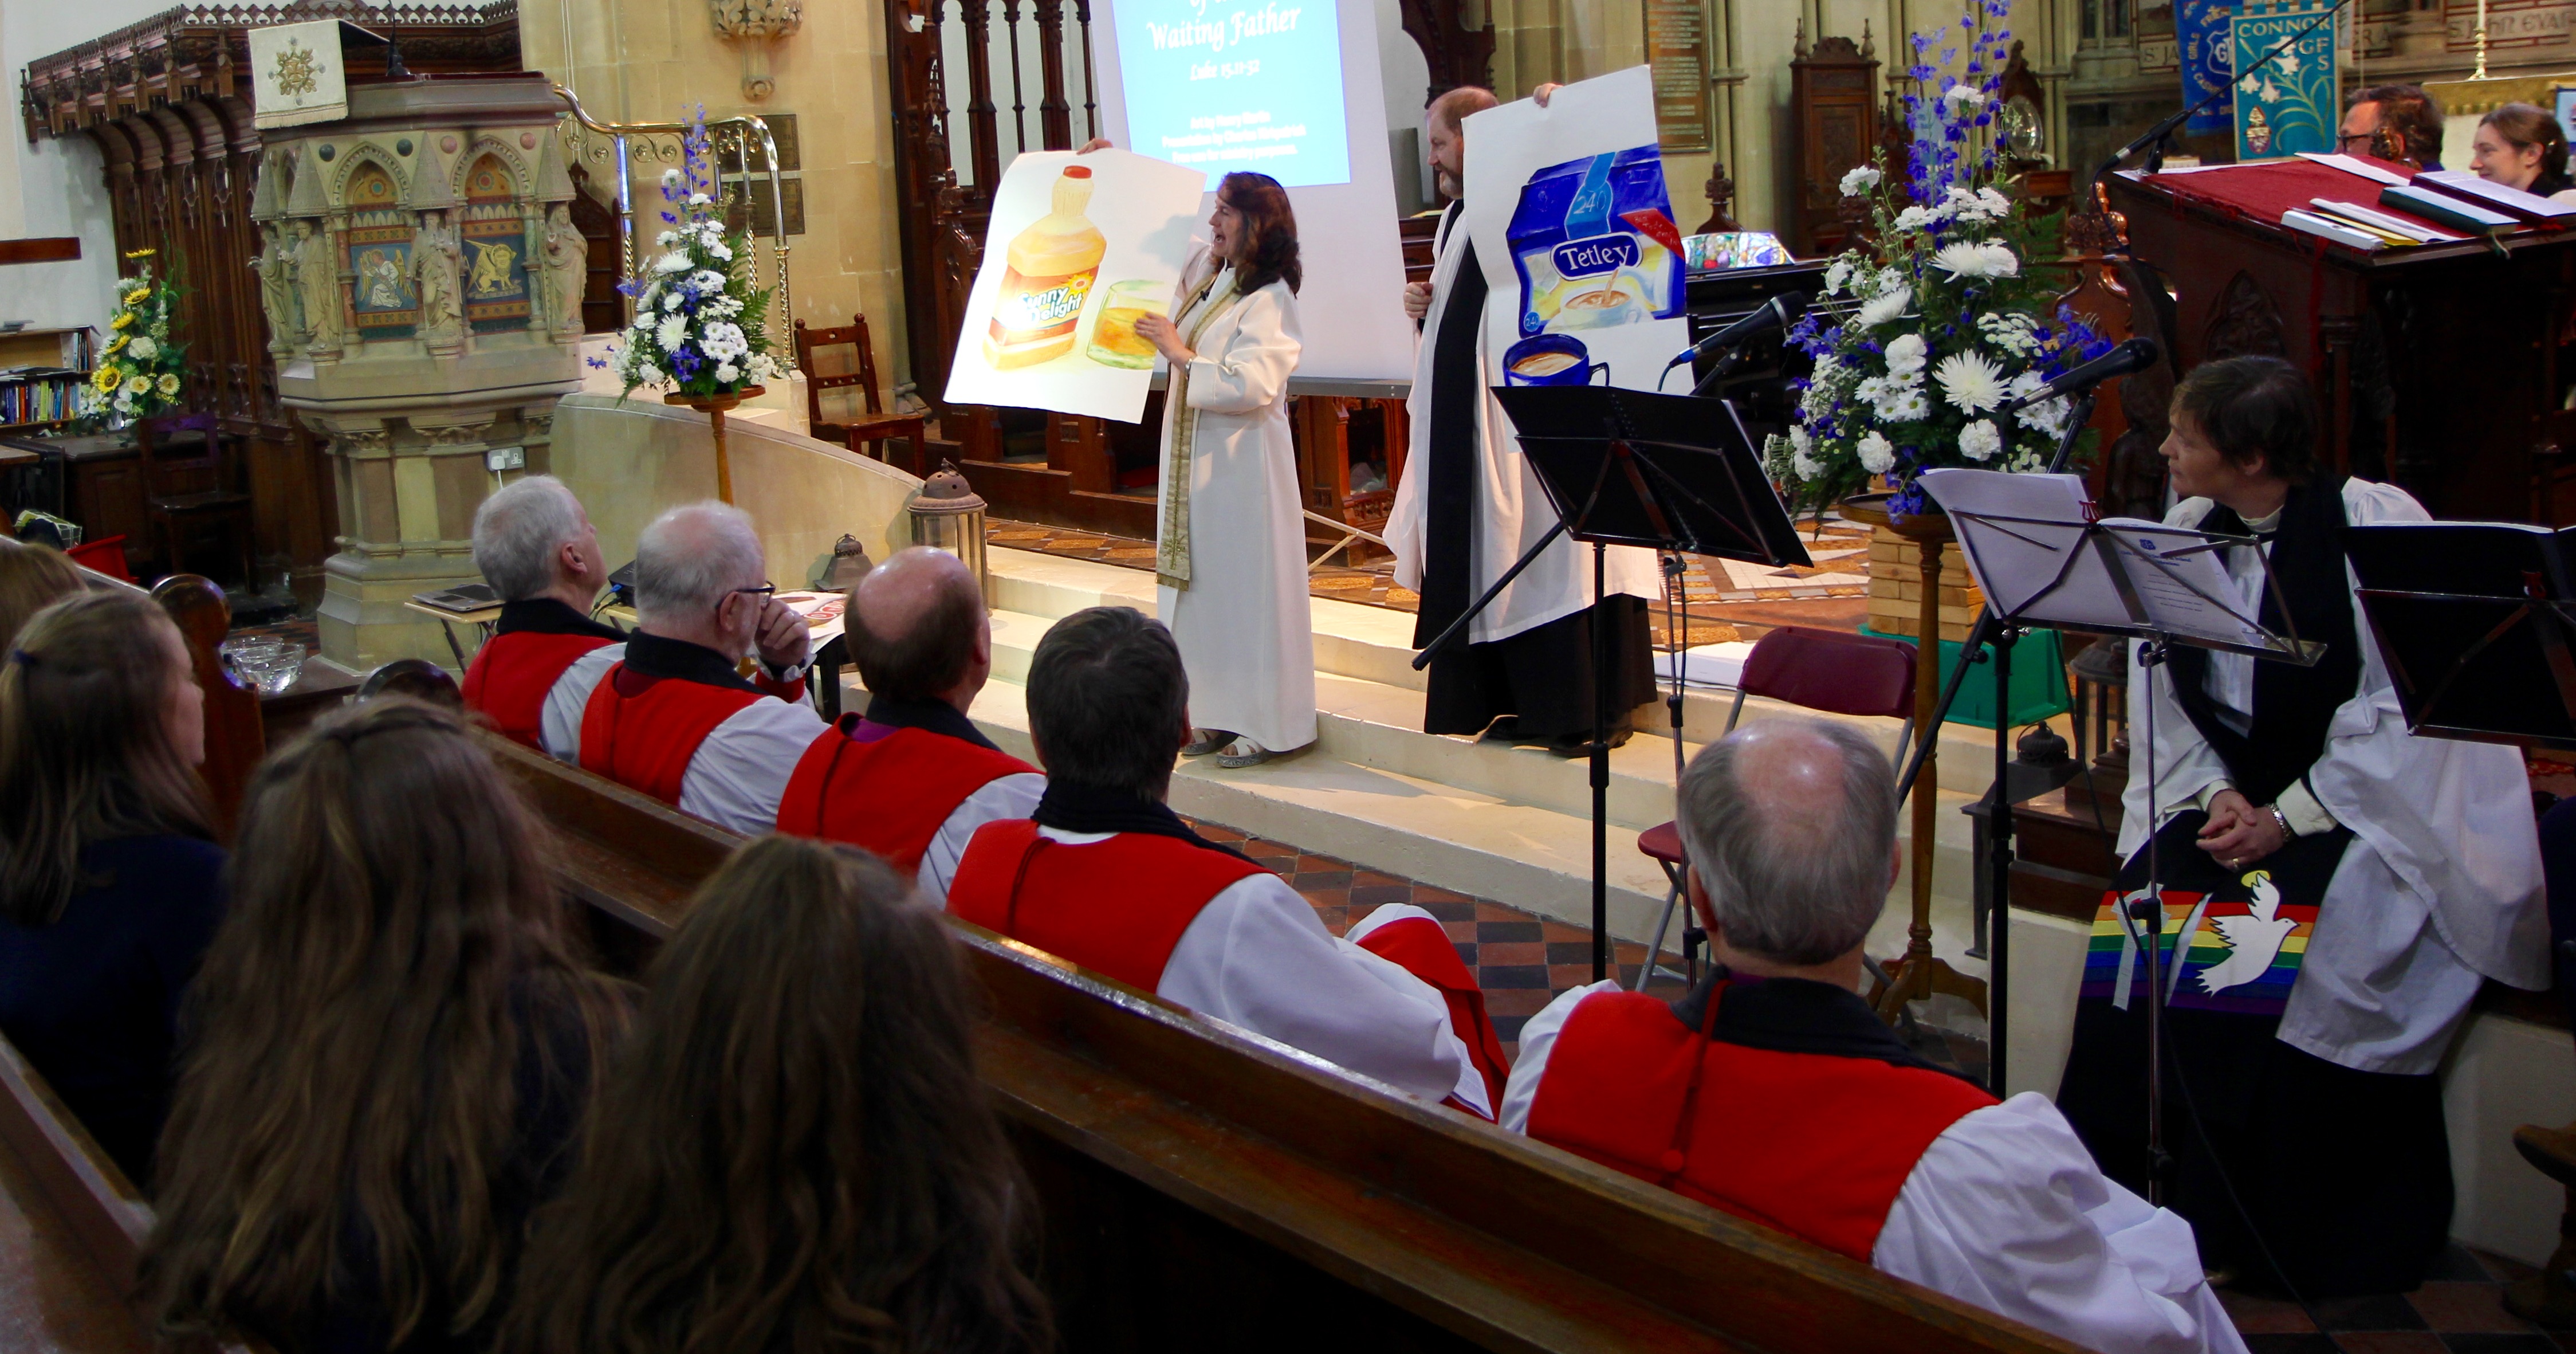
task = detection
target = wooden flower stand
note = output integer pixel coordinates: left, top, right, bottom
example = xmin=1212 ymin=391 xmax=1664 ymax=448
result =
xmin=664 ymin=384 xmax=765 ymax=505
xmin=1840 ymin=492 xmax=1991 ymax=1028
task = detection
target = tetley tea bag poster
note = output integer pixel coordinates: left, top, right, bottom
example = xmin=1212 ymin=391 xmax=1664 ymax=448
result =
xmin=1461 ymin=67 xmax=1686 ymax=400
xmin=945 ymin=148 xmax=1208 ymax=423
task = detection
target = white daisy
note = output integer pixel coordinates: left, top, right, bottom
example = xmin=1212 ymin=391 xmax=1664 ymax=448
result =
xmin=1958 ymin=418 xmax=2003 ymax=461
xmin=701 ymin=321 xmax=750 ymax=362
xmin=1877 ymin=386 xmax=1931 ymax=422
xmin=1935 ymin=350 xmax=2007 ymax=413
xmin=1884 ymin=332 xmax=1928 ymax=376
xmin=1857 ymin=286 xmax=1912 ymax=328
xmin=1855 ymin=375 xmax=1889 ymax=405
xmin=1858 ymin=430 xmax=1895 ymax=474
xmin=1839 ymin=165 xmax=1881 ymax=197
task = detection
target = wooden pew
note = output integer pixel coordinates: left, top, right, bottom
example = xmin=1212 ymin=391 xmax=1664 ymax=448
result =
xmin=481 ymin=731 xmax=2081 ymax=1354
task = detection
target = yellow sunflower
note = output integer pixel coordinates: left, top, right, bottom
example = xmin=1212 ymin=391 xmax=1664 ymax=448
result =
xmin=110 ymin=312 xmax=133 ymax=330
xmin=91 ymin=366 xmax=120 ymax=394
xmin=123 ymin=290 xmax=148 ymax=307
xmin=122 ymin=248 xmax=155 ymax=260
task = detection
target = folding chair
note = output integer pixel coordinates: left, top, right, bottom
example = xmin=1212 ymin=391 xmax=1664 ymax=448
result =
xmin=1632 ymin=625 xmax=1919 ymax=990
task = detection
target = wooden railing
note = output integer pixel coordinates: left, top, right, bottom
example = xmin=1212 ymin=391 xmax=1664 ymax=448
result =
xmin=480 ymin=729 xmax=2080 ymax=1354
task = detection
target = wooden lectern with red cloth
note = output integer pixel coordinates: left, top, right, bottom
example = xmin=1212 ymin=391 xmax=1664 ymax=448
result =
xmin=2103 ymin=156 xmax=2576 ymax=524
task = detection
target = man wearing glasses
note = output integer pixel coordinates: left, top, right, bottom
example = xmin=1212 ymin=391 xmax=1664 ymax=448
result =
xmin=563 ymin=499 xmax=828 ymax=834
xmin=2339 ymin=84 xmax=2446 ymax=170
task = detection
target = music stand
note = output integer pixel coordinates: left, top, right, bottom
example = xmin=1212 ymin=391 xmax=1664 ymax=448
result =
xmin=1413 ymin=384 xmax=1808 ymax=982
xmin=1924 ymin=468 xmax=2320 ymax=1202
xmin=2346 ymin=521 xmax=2576 ymax=751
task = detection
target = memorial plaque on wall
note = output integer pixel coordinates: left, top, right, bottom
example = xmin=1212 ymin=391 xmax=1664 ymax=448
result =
xmin=722 ymin=178 xmax=806 ymax=237
xmin=1646 ymin=0 xmax=1712 ymax=152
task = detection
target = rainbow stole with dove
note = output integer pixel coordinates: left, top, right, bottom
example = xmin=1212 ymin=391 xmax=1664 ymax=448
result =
xmin=2078 ymin=818 xmax=2346 ymax=1017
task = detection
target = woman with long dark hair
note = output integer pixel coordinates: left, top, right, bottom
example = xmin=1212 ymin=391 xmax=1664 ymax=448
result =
xmin=2055 ymin=356 xmax=2544 ymax=1299
xmin=502 ymin=835 xmax=1049 ymax=1354
xmin=0 ymin=588 xmax=217 ymax=1183
xmin=2473 ymin=102 xmax=2575 ymax=198
xmin=141 ymin=698 xmax=631 ymax=1353
xmin=1134 ymin=169 xmax=1316 ymax=769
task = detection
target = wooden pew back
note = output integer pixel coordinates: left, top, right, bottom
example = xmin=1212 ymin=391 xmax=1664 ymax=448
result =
xmin=479 ymin=731 xmax=2080 ymax=1354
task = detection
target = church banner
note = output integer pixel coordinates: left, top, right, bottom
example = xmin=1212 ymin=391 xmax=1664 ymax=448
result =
xmin=2177 ymin=0 xmax=2240 ymax=135
xmin=2232 ymin=3 xmax=2340 ymax=160
xmin=249 ymin=21 xmax=348 ymax=130
xmin=1459 ymin=67 xmax=1690 ymax=402
xmin=942 ymin=148 xmax=1208 ymax=424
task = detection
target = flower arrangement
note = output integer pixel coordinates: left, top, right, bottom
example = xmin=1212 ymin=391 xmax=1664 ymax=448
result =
xmin=88 ymin=249 xmax=187 ymax=423
xmin=599 ymin=116 xmax=782 ymax=398
xmin=1765 ymin=0 xmax=2111 ymax=516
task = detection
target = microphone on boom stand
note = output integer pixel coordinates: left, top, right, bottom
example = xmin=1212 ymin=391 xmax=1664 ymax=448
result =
xmin=2079 ymin=0 xmax=2353 ymax=206
xmin=1663 ymin=292 xmax=1810 ymax=396
xmin=1996 ymin=337 xmax=2161 ymax=424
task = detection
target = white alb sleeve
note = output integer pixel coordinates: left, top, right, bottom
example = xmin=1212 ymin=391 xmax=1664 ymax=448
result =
xmin=915 ymin=772 xmax=1045 ymax=905
xmin=1874 ymin=1093 xmax=2248 ymax=1354
xmin=674 ymin=696 xmax=831 ymax=837
xmin=540 ymin=643 xmax=624 ymax=763
xmin=1158 ymin=873 xmax=1465 ymax=1103
xmin=1497 ymin=981 xmax=1616 ymax=1134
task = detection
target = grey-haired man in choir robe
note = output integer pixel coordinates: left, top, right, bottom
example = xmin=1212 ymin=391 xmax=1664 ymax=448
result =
xmin=1384 ymin=85 xmax=1661 ymax=754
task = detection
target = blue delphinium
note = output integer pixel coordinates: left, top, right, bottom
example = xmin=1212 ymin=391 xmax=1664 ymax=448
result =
xmin=604 ymin=110 xmax=781 ymax=399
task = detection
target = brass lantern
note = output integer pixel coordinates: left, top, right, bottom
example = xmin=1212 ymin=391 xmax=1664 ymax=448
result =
xmin=908 ymin=460 xmax=989 ymax=594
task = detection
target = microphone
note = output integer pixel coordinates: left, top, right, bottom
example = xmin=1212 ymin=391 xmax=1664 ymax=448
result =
xmin=1664 ymin=292 xmax=1810 ymax=372
xmin=1995 ymin=337 xmax=2160 ymax=416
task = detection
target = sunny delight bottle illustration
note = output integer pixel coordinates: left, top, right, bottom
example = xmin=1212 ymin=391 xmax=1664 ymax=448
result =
xmin=984 ymin=164 xmax=1108 ymax=370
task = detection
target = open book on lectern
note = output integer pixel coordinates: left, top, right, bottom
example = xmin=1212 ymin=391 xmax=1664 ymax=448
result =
xmin=1915 ymin=469 xmax=2322 ymax=662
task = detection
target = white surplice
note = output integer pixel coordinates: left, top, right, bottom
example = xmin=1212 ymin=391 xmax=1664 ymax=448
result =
xmin=542 ymin=644 xmax=828 ymax=838
xmin=2120 ymin=479 xmax=2550 ymax=1074
xmin=1383 ymin=202 xmax=1659 ymax=645
xmin=1505 ymin=982 xmax=2246 ymax=1354
xmin=1154 ymin=250 xmax=1318 ymax=753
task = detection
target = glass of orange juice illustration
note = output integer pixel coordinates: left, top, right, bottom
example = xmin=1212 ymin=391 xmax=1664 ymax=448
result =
xmin=985 ymin=164 xmax=1107 ymax=370
xmin=1086 ymin=280 xmax=1170 ymax=368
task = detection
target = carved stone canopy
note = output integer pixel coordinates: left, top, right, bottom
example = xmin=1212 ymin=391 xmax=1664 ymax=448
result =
xmin=710 ymin=0 xmax=804 ymax=101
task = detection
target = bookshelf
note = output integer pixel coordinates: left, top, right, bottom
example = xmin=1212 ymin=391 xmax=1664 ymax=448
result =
xmin=0 ymin=326 xmax=96 ymax=434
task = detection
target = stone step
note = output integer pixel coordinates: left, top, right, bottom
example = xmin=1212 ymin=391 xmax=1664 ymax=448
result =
xmin=984 ymin=545 xmax=2068 ymax=801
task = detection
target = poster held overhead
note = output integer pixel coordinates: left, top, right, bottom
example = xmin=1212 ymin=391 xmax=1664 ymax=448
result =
xmin=942 ymin=149 xmax=1208 ymax=423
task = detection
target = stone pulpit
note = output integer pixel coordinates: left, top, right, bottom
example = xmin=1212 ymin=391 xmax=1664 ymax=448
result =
xmin=250 ymin=73 xmax=587 ymax=670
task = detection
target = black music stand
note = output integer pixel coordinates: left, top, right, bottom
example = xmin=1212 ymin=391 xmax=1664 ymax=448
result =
xmin=1925 ymin=472 xmax=2319 ymax=1200
xmin=1414 ymin=384 xmax=1808 ymax=982
xmin=2346 ymin=522 xmax=2576 ymax=751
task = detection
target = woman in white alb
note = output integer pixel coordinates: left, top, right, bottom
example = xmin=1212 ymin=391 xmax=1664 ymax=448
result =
xmin=1134 ymin=170 xmax=1316 ymax=768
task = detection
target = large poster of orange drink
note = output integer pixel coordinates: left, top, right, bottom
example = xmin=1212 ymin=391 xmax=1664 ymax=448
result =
xmin=942 ymin=148 xmax=1209 ymax=423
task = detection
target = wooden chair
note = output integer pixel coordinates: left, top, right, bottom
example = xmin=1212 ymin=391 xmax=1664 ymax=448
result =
xmin=1634 ymin=625 xmax=1918 ymax=991
xmin=794 ymin=316 xmax=926 ymax=473
xmin=136 ymin=412 xmax=254 ymax=588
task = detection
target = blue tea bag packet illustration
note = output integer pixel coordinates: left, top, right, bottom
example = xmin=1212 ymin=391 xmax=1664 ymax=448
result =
xmin=1506 ymin=146 xmax=1685 ymax=341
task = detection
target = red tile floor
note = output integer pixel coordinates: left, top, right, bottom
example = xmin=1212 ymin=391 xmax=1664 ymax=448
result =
xmin=1186 ymin=815 xmax=2576 ymax=1351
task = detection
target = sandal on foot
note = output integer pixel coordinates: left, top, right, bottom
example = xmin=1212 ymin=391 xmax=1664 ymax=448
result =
xmin=1182 ymin=728 xmax=1236 ymax=758
xmin=1216 ymin=738 xmax=1276 ymax=769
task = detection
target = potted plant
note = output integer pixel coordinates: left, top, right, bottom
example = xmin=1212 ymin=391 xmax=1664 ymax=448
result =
xmin=86 ymin=249 xmax=187 ymax=428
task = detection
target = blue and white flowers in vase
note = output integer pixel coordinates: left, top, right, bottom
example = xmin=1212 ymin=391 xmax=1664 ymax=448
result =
xmin=605 ymin=118 xmax=782 ymax=399
xmin=1766 ymin=0 xmax=2112 ymax=518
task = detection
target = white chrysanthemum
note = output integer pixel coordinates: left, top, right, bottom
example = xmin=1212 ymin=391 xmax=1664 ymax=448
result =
xmin=1893 ymin=205 xmax=1935 ymax=234
xmin=703 ymin=295 xmax=745 ymax=320
xmin=701 ymin=321 xmax=750 ymax=362
xmin=660 ymin=168 xmax=685 ymax=190
xmin=1839 ymin=165 xmax=1881 ymax=198
xmin=656 ymin=313 xmax=689 ymax=351
xmin=655 ymin=251 xmax=695 ymax=274
xmin=1856 ymin=286 xmax=1912 ymax=328
xmin=1811 ymin=351 xmax=1843 ymax=384
xmin=1958 ymin=418 xmax=2003 ymax=462
xmin=1883 ymin=332 xmax=1928 ymax=376
xmin=688 ymin=192 xmax=713 ymax=207
xmin=1934 ymin=241 xmax=2020 ymax=280
xmin=638 ymin=363 xmax=665 ymax=386
xmin=1858 ymin=431 xmax=1895 ymax=474
xmin=656 ymin=230 xmax=681 ymax=248
xmin=1943 ymin=84 xmax=1989 ymax=108
xmin=1977 ymin=187 xmax=2011 ymax=217
xmin=1788 ymin=425 xmax=1814 ymax=456
xmin=715 ymin=362 xmax=742 ymax=383
xmin=690 ymin=269 xmax=727 ymax=295
xmin=1824 ymin=259 xmax=1853 ymax=296
xmin=128 ymin=336 xmax=157 ymax=360
xmin=1935 ymin=350 xmax=2007 ymax=413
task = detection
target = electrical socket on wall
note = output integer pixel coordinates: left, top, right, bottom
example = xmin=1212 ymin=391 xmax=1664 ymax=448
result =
xmin=486 ymin=446 xmax=525 ymax=472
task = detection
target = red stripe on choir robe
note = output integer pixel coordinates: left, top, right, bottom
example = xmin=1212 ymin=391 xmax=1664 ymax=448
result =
xmin=947 ymin=820 xmax=1268 ymax=992
xmin=577 ymin=664 xmax=767 ymax=806
xmin=461 ymin=631 xmax=615 ymax=747
xmin=776 ymin=723 xmax=1036 ymax=873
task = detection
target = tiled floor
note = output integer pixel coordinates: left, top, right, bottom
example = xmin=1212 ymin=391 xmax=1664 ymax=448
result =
xmin=2222 ymin=1245 xmax=2576 ymax=1352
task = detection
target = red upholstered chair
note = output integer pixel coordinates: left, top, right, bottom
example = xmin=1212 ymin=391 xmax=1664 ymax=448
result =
xmin=1633 ymin=625 xmax=1919 ymax=990
xmin=65 ymin=534 xmax=133 ymax=582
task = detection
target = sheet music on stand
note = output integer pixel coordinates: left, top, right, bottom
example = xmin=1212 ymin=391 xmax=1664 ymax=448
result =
xmin=1917 ymin=468 xmax=2323 ymax=664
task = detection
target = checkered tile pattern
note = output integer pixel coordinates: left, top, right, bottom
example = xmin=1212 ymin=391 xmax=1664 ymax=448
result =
xmin=2223 ymin=1246 xmax=2575 ymax=1352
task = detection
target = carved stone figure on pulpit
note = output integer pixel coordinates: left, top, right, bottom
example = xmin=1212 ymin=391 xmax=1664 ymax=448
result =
xmin=254 ymin=222 xmax=300 ymax=355
xmin=415 ymin=209 xmax=465 ymax=351
xmin=541 ymin=203 xmax=587 ymax=336
xmin=293 ymin=218 xmax=344 ymax=355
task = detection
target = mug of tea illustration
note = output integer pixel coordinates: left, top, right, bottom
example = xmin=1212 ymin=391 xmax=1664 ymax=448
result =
xmin=1554 ymin=282 xmax=1641 ymax=330
xmin=1086 ymin=280 xmax=1170 ymax=368
xmin=1503 ymin=333 xmax=1610 ymax=387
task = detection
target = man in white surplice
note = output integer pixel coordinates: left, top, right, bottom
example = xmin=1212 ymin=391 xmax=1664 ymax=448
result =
xmin=1385 ymin=86 xmax=1662 ymax=752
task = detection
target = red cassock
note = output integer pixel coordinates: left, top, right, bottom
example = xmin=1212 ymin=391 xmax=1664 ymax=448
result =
xmin=577 ymin=663 xmax=775 ymax=806
xmin=461 ymin=631 xmax=618 ymax=748
xmin=1524 ymin=984 xmax=1996 ymax=1262
xmin=947 ymin=820 xmax=1268 ymax=990
xmin=775 ymin=720 xmax=1038 ymax=873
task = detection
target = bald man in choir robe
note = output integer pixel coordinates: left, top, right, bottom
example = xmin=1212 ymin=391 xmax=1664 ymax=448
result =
xmin=554 ymin=500 xmax=827 ymax=835
xmin=946 ymin=606 xmax=1510 ymax=1117
xmin=1503 ymin=719 xmax=2245 ymax=1354
xmin=460 ymin=475 xmax=624 ymax=749
xmin=776 ymin=547 xmax=1043 ymax=902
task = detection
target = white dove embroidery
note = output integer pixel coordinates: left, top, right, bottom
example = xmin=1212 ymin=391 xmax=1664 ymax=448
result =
xmin=2195 ymin=869 xmax=2298 ymax=996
